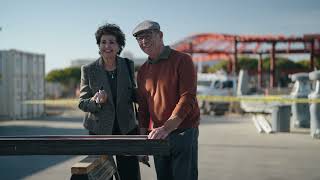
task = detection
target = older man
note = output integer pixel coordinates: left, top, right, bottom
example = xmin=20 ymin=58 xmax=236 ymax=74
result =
xmin=133 ymin=20 xmax=200 ymax=180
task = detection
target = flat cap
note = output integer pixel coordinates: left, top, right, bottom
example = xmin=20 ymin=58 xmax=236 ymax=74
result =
xmin=132 ymin=20 xmax=160 ymax=37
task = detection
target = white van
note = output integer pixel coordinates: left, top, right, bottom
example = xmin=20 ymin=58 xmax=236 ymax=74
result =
xmin=197 ymin=73 xmax=237 ymax=115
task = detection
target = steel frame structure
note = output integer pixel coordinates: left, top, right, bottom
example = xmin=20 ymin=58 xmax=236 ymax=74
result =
xmin=173 ymin=33 xmax=320 ymax=88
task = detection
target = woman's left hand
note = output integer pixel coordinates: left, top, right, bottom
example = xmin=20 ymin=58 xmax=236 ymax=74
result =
xmin=96 ymin=90 xmax=107 ymax=104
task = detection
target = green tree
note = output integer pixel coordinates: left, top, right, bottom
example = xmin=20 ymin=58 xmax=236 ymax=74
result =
xmin=261 ymin=56 xmax=305 ymax=70
xmin=207 ymin=60 xmax=228 ymax=73
xmin=316 ymin=56 xmax=320 ymax=69
xmin=46 ymin=67 xmax=81 ymax=90
xmin=295 ymin=56 xmax=320 ymax=70
xmin=296 ymin=60 xmax=310 ymax=71
xmin=238 ymin=56 xmax=258 ymax=70
xmin=45 ymin=69 xmax=65 ymax=82
xmin=199 ymin=55 xmax=319 ymax=76
xmin=46 ymin=67 xmax=80 ymax=84
xmin=207 ymin=56 xmax=258 ymax=73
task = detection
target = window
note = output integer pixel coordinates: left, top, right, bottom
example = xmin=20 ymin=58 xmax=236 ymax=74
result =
xmin=222 ymin=80 xmax=233 ymax=88
xmin=197 ymin=80 xmax=211 ymax=87
xmin=214 ymin=81 xmax=222 ymax=89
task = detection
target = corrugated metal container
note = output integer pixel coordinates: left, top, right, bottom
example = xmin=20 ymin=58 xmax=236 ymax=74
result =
xmin=0 ymin=49 xmax=45 ymax=119
xmin=0 ymin=51 xmax=5 ymax=117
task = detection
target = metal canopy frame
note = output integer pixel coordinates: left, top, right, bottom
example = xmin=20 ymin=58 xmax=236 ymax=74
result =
xmin=173 ymin=33 xmax=320 ymax=87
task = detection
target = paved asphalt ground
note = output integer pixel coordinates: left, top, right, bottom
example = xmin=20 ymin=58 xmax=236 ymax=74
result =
xmin=0 ymin=109 xmax=319 ymax=180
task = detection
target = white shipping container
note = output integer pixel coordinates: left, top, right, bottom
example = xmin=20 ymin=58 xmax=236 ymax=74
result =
xmin=0 ymin=49 xmax=45 ymax=119
xmin=0 ymin=52 xmax=4 ymax=117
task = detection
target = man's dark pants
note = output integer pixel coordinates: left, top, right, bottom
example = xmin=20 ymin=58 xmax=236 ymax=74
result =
xmin=154 ymin=128 xmax=199 ymax=180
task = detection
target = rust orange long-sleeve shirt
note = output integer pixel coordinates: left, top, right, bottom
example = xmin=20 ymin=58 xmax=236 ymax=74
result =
xmin=137 ymin=46 xmax=200 ymax=129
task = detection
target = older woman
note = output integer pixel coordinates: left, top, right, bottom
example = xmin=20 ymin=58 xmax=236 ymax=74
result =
xmin=78 ymin=23 xmax=140 ymax=180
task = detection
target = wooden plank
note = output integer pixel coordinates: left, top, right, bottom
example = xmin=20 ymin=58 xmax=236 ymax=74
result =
xmin=71 ymin=155 xmax=119 ymax=180
xmin=0 ymin=135 xmax=169 ymax=156
xmin=71 ymin=155 xmax=109 ymax=174
xmin=87 ymin=158 xmax=118 ymax=180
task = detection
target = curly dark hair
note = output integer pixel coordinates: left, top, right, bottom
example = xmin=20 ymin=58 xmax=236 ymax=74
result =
xmin=95 ymin=23 xmax=126 ymax=55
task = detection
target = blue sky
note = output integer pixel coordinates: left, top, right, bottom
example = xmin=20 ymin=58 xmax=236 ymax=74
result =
xmin=1 ymin=0 xmax=319 ymax=73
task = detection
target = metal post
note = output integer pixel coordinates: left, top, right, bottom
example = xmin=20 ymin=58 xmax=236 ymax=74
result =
xmin=258 ymin=53 xmax=263 ymax=89
xmin=233 ymin=40 xmax=238 ymax=75
xmin=310 ymin=40 xmax=315 ymax=71
xmin=270 ymin=42 xmax=276 ymax=88
xmin=189 ymin=42 xmax=198 ymax=72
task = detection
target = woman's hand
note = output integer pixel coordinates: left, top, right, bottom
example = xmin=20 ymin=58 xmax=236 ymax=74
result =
xmin=92 ymin=90 xmax=107 ymax=104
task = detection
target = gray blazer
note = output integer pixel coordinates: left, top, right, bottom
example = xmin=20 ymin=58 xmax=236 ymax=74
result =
xmin=78 ymin=57 xmax=137 ymax=135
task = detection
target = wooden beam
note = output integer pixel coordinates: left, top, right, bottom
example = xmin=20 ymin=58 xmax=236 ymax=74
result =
xmin=0 ymin=135 xmax=169 ymax=156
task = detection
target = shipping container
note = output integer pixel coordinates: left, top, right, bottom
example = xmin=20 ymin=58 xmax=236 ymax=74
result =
xmin=0 ymin=49 xmax=45 ymax=119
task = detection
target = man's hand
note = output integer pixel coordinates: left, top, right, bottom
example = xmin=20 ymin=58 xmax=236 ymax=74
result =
xmin=148 ymin=116 xmax=183 ymax=139
xmin=148 ymin=126 xmax=170 ymax=139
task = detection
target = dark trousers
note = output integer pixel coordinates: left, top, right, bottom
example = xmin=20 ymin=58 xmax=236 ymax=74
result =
xmin=89 ymin=127 xmax=141 ymax=180
xmin=153 ymin=128 xmax=199 ymax=180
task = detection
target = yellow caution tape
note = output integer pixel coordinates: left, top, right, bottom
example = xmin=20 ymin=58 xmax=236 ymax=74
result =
xmin=23 ymin=99 xmax=78 ymax=105
xmin=197 ymin=95 xmax=320 ymax=103
xmin=22 ymin=95 xmax=320 ymax=105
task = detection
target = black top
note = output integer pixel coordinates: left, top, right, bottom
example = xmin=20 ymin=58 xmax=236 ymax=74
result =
xmin=106 ymin=69 xmax=120 ymax=134
xmin=106 ymin=69 xmax=117 ymax=106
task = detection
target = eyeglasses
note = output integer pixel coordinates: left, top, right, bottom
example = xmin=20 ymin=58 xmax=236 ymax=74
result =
xmin=135 ymin=31 xmax=155 ymax=42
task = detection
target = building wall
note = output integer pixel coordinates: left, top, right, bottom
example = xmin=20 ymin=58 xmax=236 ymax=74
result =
xmin=0 ymin=49 xmax=45 ymax=119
